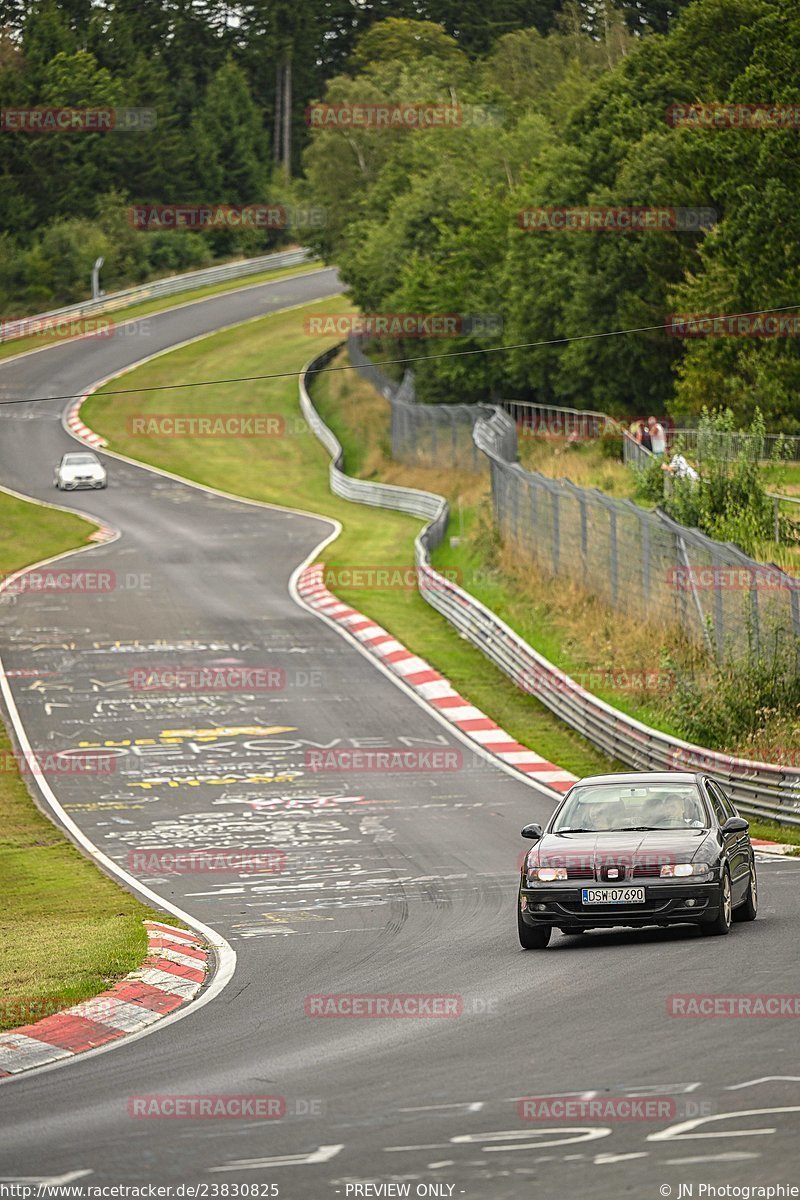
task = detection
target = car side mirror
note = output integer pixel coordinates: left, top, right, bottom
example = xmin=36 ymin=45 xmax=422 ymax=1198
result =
xmin=721 ymin=816 xmax=749 ymax=834
xmin=521 ymin=823 xmax=543 ymax=841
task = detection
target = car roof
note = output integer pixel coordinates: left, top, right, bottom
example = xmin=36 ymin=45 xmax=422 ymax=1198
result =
xmin=63 ymin=451 xmax=99 ymax=459
xmin=570 ymin=772 xmax=702 ymax=786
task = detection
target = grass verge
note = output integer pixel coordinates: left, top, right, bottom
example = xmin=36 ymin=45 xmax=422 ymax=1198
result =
xmin=0 ymin=491 xmax=167 ymax=1031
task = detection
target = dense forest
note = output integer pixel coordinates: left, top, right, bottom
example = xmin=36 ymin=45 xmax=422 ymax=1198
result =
xmin=1 ymin=0 xmax=798 ymax=426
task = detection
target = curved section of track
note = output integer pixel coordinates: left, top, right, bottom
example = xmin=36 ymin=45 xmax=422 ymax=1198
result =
xmin=0 ymin=267 xmax=798 ymax=1197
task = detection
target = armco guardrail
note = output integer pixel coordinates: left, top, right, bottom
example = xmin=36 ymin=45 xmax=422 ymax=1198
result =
xmin=0 ymin=247 xmax=313 ymax=342
xmin=301 ymin=345 xmax=800 ymax=826
xmin=300 ymin=347 xmax=448 ymax=543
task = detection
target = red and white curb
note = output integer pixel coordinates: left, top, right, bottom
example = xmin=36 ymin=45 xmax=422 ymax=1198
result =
xmin=297 ymin=563 xmax=577 ymax=794
xmin=65 ymin=397 xmax=107 ymax=449
xmin=752 ymin=838 xmax=799 ymax=857
xmin=0 ymin=922 xmax=209 ymax=1077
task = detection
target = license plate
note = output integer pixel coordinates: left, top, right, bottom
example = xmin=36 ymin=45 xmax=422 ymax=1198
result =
xmin=581 ymin=887 xmax=646 ymax=905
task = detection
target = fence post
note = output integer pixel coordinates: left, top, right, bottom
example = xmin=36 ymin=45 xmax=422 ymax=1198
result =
xmin=749 ymin=566 xmax=760 ymax=656
xmin=529 ymin=478 xmax=538 ymax=553
xmin=552 ymin=489 xmax=560 ymax=574
xmin=712 ymin=551 xmax=725 ymax=658
xmin=641 ymin=512 xmax=650 ymax=611
xmin=609 ymin=506 xmax=618 ymax=605
xmin=677 ymin=536 xmax=715 ymax=657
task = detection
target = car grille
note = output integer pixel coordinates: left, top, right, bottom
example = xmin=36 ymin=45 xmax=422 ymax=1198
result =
xmin=631 ymin=864 xmax=664 ymax=879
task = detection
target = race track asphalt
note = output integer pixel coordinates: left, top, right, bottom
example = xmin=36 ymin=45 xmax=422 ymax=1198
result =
xmin=0 ymin=266 xmax=798 ymax=1200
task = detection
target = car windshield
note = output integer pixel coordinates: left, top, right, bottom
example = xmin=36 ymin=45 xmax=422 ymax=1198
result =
xmin=63 ymin=454 xmax=98 ymax=465
xmin=552 ymin=782 xmax=708 ymax=832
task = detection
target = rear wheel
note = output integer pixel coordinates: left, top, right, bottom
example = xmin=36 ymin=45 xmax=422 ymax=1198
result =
xmin=700 ymin=867 xmax=732 ymax=936
xmin=518 ymin=901 xmax=551 ymax=949
xmin=733 ymin=860 xmax=758 ymax=922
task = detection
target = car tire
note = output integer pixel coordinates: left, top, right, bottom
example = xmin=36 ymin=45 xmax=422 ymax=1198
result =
xmin=700 ymin=866 xmax=732 ymax=936
xmin=732 ymin=859 xmax=758 ymax=922
xmin=518 ymin=901 xmax=551 ymax=950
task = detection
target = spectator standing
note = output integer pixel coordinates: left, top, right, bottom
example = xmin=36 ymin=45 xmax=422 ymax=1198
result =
xmin=648 ymin=416 xmax=666 ymax=455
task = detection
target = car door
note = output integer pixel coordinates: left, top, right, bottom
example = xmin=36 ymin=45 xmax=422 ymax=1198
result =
xmin=706 ymin=779 xmax=749 ymax=902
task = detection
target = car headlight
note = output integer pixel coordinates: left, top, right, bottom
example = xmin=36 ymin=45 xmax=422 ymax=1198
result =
xmin=660 ymin=862 xmax=713 ymax=878
xmin=528 ymin=866 xmax=568 ymax=883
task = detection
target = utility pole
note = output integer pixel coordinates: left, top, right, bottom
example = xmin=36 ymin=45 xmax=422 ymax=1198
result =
xmin=273 ymin=60 xmax=282 ymax=164
xmin=282 ymin=51 xmax=292 ymax=177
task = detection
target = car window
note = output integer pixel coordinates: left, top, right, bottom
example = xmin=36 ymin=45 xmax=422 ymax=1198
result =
xmin=704 ymin=780 xmax=729 ymax=825
xmin=551 ymin=782 xmax=707 ymax=831
xmin=708 ymin=780 xmax=736 ymax=820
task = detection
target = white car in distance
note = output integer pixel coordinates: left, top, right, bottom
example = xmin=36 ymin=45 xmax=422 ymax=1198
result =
xmin=54 ymin=451 xmax=107 ymax=491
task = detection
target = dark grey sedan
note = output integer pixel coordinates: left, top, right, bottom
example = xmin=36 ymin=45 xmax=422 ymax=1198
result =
xmin=518 ymin=772 xmax=757 ymax=949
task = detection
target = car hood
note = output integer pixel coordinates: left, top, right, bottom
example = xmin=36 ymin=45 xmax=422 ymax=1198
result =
xmin=530 ymin=830 xmax=713 ymax=874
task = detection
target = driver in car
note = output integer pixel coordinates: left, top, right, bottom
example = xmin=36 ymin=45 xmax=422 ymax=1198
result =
xmin=658 ymin=793 xmax=689 ymax=827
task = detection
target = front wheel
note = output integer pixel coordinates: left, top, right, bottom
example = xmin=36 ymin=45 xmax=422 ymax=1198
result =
xmin=733 ymin=860 xmax=758 ymax=922
xmin=700 ymin=867 xmax=732 ymax=936
xmin=518 ymin=901 xmax=551 ymax=949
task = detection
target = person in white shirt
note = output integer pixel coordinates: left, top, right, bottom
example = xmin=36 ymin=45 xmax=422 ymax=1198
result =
xmin=647 ymin=416 xmax=667 ymax=455
xmin=661 ymin=453 xmax=699 ymax=482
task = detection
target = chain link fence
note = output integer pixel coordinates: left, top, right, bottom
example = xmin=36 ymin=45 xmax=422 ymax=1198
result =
xmin=346 ymin=335 xmax=508 ymax=471
xmin=348 ymin=339 xmax=800 ymax=664
xmin=480 ymin=430 xmax=800 ymax=663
